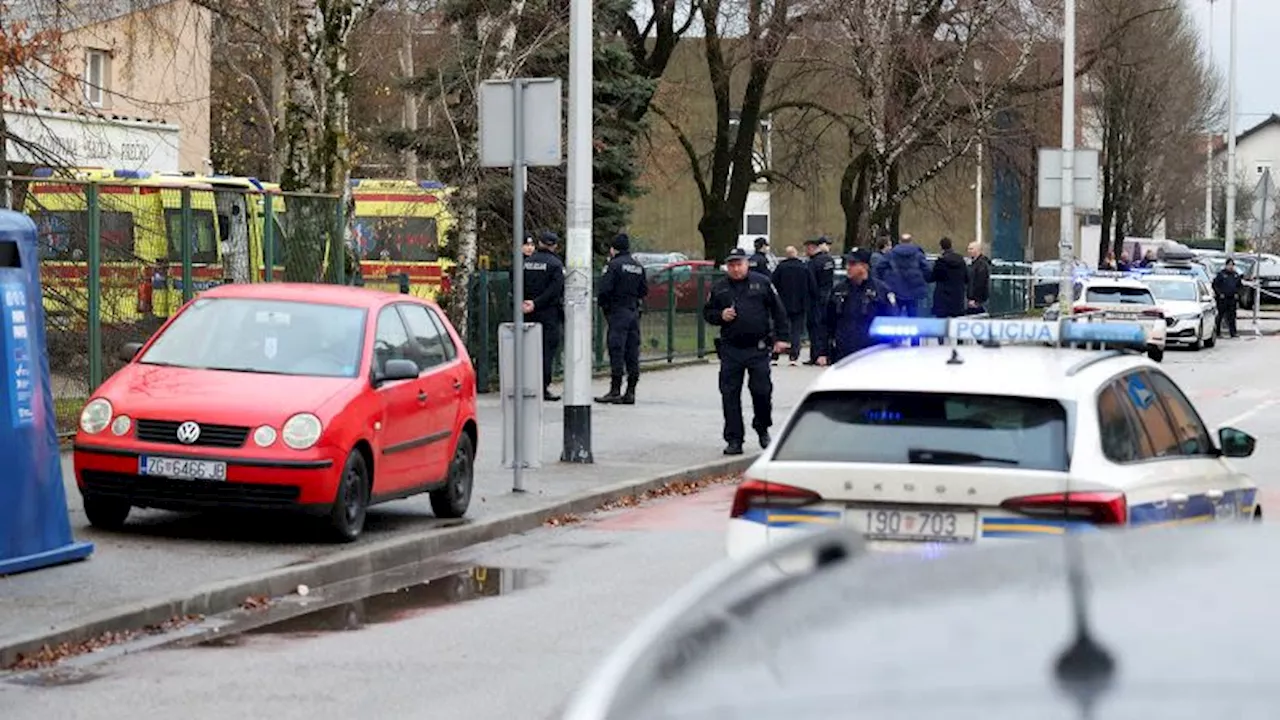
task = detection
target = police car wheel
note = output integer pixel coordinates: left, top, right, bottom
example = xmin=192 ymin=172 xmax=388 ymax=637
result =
xmin=83 ymin=494 xmax=131 ymax=530
xmin=1254 ymin=506 xmax=1263 ymax=523
xmin=1147 ymin=346 xmax=1165 ymax=363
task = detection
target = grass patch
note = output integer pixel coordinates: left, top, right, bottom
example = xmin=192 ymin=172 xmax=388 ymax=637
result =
xmin=54 ymin=396 xmax=86 ymax=437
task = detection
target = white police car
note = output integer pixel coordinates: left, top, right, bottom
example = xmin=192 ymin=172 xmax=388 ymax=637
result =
xmin=1137 ymin=269 xmax=1218 ymax=350
xmin=1067 ymin=272 xmax=1167 ymax=362
xmin=725 ymin=316 xmax=1260 ymax=559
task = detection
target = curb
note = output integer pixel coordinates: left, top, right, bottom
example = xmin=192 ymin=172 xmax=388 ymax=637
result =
xmin=0 ymin=454 xmax=756 ymax=667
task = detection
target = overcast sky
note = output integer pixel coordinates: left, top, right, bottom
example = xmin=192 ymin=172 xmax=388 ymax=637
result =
xmin=1188 ymin=0 xmax=1278 ymax=134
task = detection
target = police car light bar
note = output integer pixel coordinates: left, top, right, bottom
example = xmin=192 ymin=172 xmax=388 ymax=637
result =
xmin=868 ymin=317 xmax=1148 ymax=348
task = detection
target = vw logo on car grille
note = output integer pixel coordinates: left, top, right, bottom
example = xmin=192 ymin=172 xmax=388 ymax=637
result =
xmin=176 ymin=421 xmax=202 ymax=444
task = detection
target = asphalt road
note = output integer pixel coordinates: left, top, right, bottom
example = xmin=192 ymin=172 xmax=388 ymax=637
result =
xmin=6 ymin=335 xmax=1280 ymax=720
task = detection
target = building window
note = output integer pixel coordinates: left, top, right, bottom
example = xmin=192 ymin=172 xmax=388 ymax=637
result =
xmin=744 ymin=214 xmax=769 ymax=236
xmin=1255 ymin=162 xmax=1273 ymax=177
xmin=85 ymin=49 xmax=108 ymax=107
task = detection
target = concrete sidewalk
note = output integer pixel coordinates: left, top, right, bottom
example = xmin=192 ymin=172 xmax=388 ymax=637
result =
xmin=0 ymin=360 xmax=823 ymax=659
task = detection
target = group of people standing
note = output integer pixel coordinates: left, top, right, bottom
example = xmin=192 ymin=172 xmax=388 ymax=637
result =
xmin=702 ymin=233 xmax=992 ymax=455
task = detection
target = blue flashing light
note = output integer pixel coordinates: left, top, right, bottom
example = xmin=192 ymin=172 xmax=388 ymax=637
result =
xmin=1061 ymin=322 xmax=1147 ymax=345
xmin=31 ymin=167 xmax=54 ymax=178
xmin=869 ymin=317 xmax=948 ymax=340
xmin=113 ymin=169 xmax=151 ymax=180
xmin=419 ymin=180 xmax=445 ymax=190
xmin=247 ymin=177 xmax=264 ymax=191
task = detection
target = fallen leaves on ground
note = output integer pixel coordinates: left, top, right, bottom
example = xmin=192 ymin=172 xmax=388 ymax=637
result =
xmin=239 ymin=595 xmax=272 ymax=611
xmin=5 ymin=613 xmax=204 ymax=671
xmin=543 ymin=473 xmax=742 ymax=527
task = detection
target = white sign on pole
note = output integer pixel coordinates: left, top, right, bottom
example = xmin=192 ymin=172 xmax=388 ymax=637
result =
xmin=1250 ymin=168 xmax=1275 ymax=240
xmin=1037 ymin=148 xmax=1102 ymax=211
xmin=478 ymin=79 xmax=563 ymax=168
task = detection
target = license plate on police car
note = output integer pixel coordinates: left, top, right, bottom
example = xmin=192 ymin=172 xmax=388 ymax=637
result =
xmin=847 ymin=507 xmax=978 ymax=543
xmin=138 ymin=456 xmax=227 ymax=481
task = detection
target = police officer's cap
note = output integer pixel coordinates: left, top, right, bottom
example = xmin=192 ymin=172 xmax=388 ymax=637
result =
xmin=724 ymin=247 xmax=750 ymax=263
xmin=803 ymin=236 xmax=831 ymax=247
xmin=538 ymin=230 xmax=560 ymax=247
xmin=611 ymin=233 xmax=631 ymax=252
xmin=754 ymin=236 xmax=769 ymax=251
xmin=845 ymin=249 xmax=872 ymax=265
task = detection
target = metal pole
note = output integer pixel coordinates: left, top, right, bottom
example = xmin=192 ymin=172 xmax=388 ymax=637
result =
xmin=86 ymin=183 xmax=102 ymax=391
xmin=180 ymin=187 xmax=194 ymax=303
xmin=1205 ymin=0 xmax=1217 ymax=240
xmin=263 ymin=193 xmax=275 ymax=282
xmin=1253 ymin=172 xmax=1267 ymax=336
xmin=1057 ymin=0 xmax=1076 ymax=316
xmin=1225 ymin=0 xmax=1238 ymax=256
xmin=512 ymin=78 xmax=526 ymax=492
xmin=562 ymin=0 xmax=594 ymax=463
xmin=976 ymin=141 xmax=984 ymax=248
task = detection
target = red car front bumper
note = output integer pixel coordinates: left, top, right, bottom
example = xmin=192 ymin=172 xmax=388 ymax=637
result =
xmin=73 ymin=442 xmax=343 ymax=513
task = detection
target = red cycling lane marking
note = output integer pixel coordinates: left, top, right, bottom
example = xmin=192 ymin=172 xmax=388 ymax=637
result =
xmin=585 ymin=484 xmax=737 ymax=532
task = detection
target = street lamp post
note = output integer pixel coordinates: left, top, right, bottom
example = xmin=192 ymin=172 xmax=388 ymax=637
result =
xmin=1205 ymin=0 xmax=1217 ymax=241
xmin=1057 ymin=0 xmax=1077 ymax=316
xmin=975 ymin=58 xmax=984 ymax=249
xmin=1225 ymin=0 xmax=1238 ymax=256
xmin=562 ymin=0 xmax=594 ymax=463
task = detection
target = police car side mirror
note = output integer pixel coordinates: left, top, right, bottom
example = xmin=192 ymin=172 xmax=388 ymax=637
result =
xmin=1218 ymin=426 xmax=1255 ymax=458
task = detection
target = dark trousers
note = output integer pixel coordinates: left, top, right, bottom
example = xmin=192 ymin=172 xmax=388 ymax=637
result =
xmin=1216 ymin=298 xmax=1238 ymax=337
xmin=773 ymin=311 xmax=805 ymax=362
xmin=605 ymin=309 xmax=640 ymax=378
xmin=719 ymin=343 xmax=772 ymax=444
xmin=534 ymin=315 xmax=562 ymax=391
xmin=806 ymin=302 xmax=828 ymax=362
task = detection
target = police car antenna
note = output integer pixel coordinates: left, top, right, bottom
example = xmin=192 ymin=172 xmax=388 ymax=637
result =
xmin=1052 ymin=487 xmax=1117 ymax=719
xmin=946 ymin=348 xmax=963 ymax=365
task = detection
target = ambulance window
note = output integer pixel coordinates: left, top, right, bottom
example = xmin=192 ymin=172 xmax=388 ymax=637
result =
xmin=164 ymin=209 xmax=218 ymax=264
xmin=35 ymin=211 xmax=134 ymax=260
xmin=1120 ymin=371 xmax=1180 ymax=459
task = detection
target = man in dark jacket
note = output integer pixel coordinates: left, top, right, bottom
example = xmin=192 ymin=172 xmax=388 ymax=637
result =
xmin=1213 ymin=258 xmax=1242 ymax=338
xmin=930 ymin=237 xmax=968 ymax=318
xmin=803 ymin=236 xmax=836 ymax=364
xmin=749 ymin=237 xmax=772 ymax=278
xmin=817 ymin=249 xmax=897 ymax=364
xmin=770 ymin=244 xmax=816 ymax=365
xmin=966 ymin=240 xmax=991 ymax=314
xmin=595 ymin=233 xmax=648 ymax=404
xmin=704 ymin=248 xmax=790 ymax=455
xmin=523 ymin=230 xmax=566 ymax=401
xmin=870 ymin=236 xmax=892 ymax=284
xmin=884 ymin=234 xmax=930 ymax=317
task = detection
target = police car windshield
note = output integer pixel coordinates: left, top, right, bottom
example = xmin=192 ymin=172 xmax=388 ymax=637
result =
xmin=140 ymin=298 xmax=367 ymax=378
xmin=1146 ymin=280 xmax=1198 ymax=302
xmin=772 ymin=391 xmax=1069 ymax=472
xmin=1085 ymin=286 xmax=1154 ymax=305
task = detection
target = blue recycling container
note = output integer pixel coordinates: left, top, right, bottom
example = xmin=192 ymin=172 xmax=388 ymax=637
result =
xmin=0 ymin=210 xmax=93 ymax=575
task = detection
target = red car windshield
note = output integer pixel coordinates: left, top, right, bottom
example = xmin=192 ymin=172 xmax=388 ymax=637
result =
xmin=140 ymin=298 xmax=368 ymax=378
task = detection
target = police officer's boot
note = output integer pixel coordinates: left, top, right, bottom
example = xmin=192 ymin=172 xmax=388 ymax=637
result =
xmin=595 ymin=375 xmax=624 ymax=404
xmin=620 ymin=375 xmax=638 ymax=405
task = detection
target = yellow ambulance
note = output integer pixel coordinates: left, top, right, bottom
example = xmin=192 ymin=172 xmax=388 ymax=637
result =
xmin=350 ymin=178 xmax=455 ymax=298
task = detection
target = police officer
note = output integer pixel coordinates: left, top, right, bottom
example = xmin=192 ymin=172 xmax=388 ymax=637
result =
xmin=522 ymin=231 xmax=566 ymax=401
xmin=1213 ymin=258 xmax=1242 ymax=339
xmin=596 ymin=233 xmax=648 ymax=404
xmin=749 ymin=237 xmax=772 ymax=278
xmin=704 ymin=248 xmax=790 ymax=456
xmin=817 ymin=249 xmax=897 ymax=365
xmin=803 ymin=236 xmax=835 ymax=365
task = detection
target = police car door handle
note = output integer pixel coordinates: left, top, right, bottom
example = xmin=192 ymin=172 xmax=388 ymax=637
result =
xmin=1206 ymin=489 xmax=1225 ymax=503
xmin=1169 ymin=492 xmax=1189 ymax=505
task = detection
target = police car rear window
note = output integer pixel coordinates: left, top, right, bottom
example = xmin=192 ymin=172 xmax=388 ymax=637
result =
xmin=772 ymin=391 xmax=1069 ymax=471
xmin=1085 ymin=287 xmax=1154 ymax=305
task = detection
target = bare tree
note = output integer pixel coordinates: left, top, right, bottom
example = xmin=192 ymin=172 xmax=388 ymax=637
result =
xmin=1089 ymin=0 xmax=1219 ymax=261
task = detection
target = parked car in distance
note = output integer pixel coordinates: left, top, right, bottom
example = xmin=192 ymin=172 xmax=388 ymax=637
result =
xmin=72 ymin=282 xmax=478 ymax=542
xmin=644 ymin=260 xmax=717 ymax=311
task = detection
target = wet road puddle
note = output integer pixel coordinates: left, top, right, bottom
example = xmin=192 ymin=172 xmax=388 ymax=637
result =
xmin=7 ymin=667 xmax=103 ymax=687
xmin=194 ymin=566 xmax=545 ymax=646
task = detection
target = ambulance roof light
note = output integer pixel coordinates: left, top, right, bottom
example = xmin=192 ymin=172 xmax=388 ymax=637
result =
xmin=113 ymin=169 xmax=152 ymax=179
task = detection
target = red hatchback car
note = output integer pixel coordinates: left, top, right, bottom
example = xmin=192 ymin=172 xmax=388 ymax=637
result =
xmin=72 ymin=283 xmax=478 ymax=541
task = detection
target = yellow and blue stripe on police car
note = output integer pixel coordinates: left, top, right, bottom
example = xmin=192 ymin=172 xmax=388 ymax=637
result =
xmin=736 ymin=507 xmax=842 ymax=528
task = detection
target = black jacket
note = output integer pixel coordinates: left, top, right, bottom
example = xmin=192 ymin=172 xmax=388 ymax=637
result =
xmin=930 ymin=250 xmax=969 ymax=318
xmin=597 ymin=252 xmax=648 ymax=314
xmin=808 ymin=251 xmax=836 ymax=301
xmin=968 ymin=254 xmax=991 ymax=305
xmin=771 ymin=257 xmax=816 ymax=316
xmin=749 ymin=251 xmax=772 ymax=279
xmin=1213 ymin=269 xmax=1242 ymax=300
xmin=523 ymin=249 xmax=565 ymax=321
xmin=703 ymin=271 xmax=790 ymax=349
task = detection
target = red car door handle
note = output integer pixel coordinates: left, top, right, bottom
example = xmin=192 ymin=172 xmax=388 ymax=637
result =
xmin=452 ymin=379 xmax=463 ymax=390
xmin=417 ymin=390 xmax=428 ymax=402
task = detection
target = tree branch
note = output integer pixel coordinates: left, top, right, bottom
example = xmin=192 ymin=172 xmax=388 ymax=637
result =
xmin=651 ymin=102 xmax=709 ymax=205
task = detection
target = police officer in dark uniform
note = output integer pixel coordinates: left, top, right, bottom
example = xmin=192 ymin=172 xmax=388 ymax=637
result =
xmin=749 ymin=237 xmax=772 ymax=278
xmin=704 ymin=248 xmax=790 ymax=455
xmin=596 ymin=233 xmax=648 ymax=404
xmin=803 ymin=236 xmax=835 ymax=365
xmin=522 ymin=230 xmax=566 ymax=401
xmin=817 ymin=249 xmax=897 ymax=365
xmin=1213 ymin=258 xmax=1243 ymax=338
